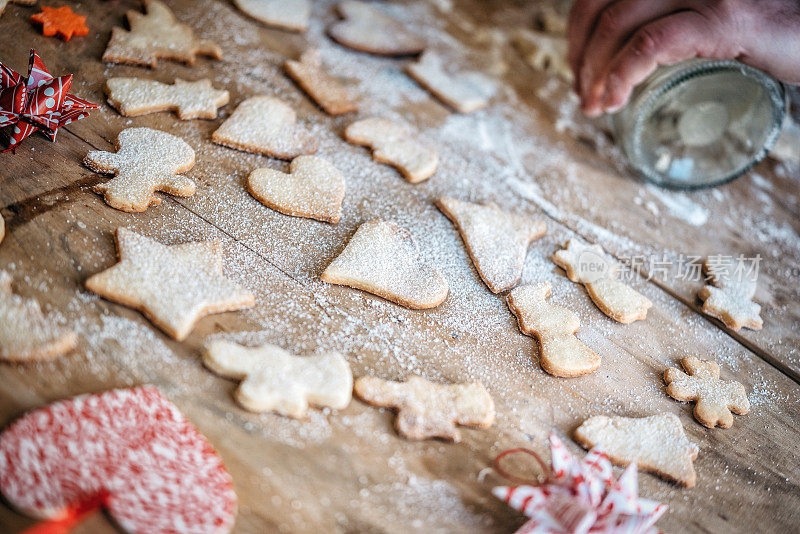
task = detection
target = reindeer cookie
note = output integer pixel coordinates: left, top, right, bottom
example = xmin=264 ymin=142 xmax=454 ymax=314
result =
xmin=507 ymin=283 xmax=600 ymax=377
xmin=354 ymin=375 xmax=495 ymax=441
xmin=344 ymin=118 xmax=437 ymax=183
xmin=106 ymin=78 xmax=229 ymax=120
xmin=406 ymin=52 xmax=496 ymax=113
xmin=103 ymin=0 xmax=222 ymax=68
xmin=284 ymin=49 xmax=358 ymax=115
xmin=553 ymin=240 xmax=652 ymax=324
xmin=85 ymin=127 xmax=196 ymax=213
xmin=212 ymin=96 xmax=318 ymax=159
xmin=698 ymin=256 xmax=763 ymax=331
xmin=204 ymin=340 xmax=353 ymax=418
xmin=664 ymin=356 xmax=749 ymax=428
xmin=234 ymin=0 xmax=310 ymax=32
xmin=328 ymin=1 xmax=425 ymax=56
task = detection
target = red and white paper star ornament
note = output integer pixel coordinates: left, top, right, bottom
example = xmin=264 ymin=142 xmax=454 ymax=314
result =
xmin=493 ymin=434 xmax=667 ymax=534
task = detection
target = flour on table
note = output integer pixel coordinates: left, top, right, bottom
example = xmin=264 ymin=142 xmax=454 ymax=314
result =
xmin=106 ymin=77 xmax=229 ymax=119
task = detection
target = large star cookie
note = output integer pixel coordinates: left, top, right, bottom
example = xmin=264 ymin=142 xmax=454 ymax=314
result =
xmin=106 ymin=78 xmax=229 ymax=120
xmin=328 ymin=1 xmax=425 ymax=56
xmin=85 ymin=228 xmax=255 ymax=341
xmin=698 ymin=256 xmax=763 ymax=331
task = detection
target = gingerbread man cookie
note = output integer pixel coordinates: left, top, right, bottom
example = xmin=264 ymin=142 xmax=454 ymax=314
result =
xmin=85 ymin=228 xmax=255 ymax=341
xmin=698 ymin=256 xmax=763 ymax=331
xmin=103 ymin=0 xmax=222 ymax=68
xmin=575 ymin=413 xmax=699 ymax=488
xmin=204 ymin=340 xmax=353 ymax=418
xmin=234 ymin=0 xmax=310 ymax=32
xmin=106 ymin=78 xmax=229 ymax=120
xmin=344 ymin=118 xmax=437 ymax=183
xmin=354 ymin=375 xmax=495 ymax=441
xmin=507 ymin=283 xmax=601 ymax=377
xmin=212 ymin=96 xmax=318 ymax=159
xmin=247 ymin=155 xmax=345 ymax=224
xmin=406 ymin=52 xmax=496 ymax=113
xmin=284 ymin=49 xmax=358 ymax=115
xmin=436 ymin=197 xmax=546 ymax=293
xmin=553 ymin=239 xmax=652 ymax=324
xmin=85 ymin=127 xmax=196 ymax=213
xmin=0 ymin=271 xmax=77 ymax=362
xmin=328 ymin=1 xmax=425 ymax=56
xmin=664 ymin=356 xmax=749 ymax=428
xmin=321 ymin=220 xmax=448 ymax=309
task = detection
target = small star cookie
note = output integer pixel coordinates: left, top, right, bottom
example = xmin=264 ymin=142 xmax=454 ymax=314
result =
xmin=85 ymin=228 xmax=255 ymax=341
xmin=321 ymin=220 xmax=448 ymax=309
xmin=284 ymin=49 xmax=358 ymax=115
xmin=406 ymin=52 xmax=496 ymax=113
xmin=698 ymin=256 xmax=763 ymax=331
xmin=212 ymin=96 xmax=318 ymax=159
xmin=85 ymin=127 xmax=196 ymax=213
xmin=0 ymin=271 xmax=77 ymax=362
xmin=106 ymin=78 xmax=229 ymax=120
xmin=328 ymin=1 xmax=425 ymax=56
xmin=233 ymin=0 xmax=311 ymax=32
xmin=204 ymin=340 xmax=353 ymax=418
xmin=30 ymin=6 xmax=89 ymax=41
xmin=664 ymin=356 xmax=749 ymax=428
xmin=354 ymin=375 xmax=495 ymax=441
xmin=103 ymin=0 xmax=222 ymax=68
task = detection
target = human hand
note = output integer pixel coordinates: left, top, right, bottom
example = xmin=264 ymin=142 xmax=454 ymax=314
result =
xmin=568 ymin=0 xmax=800 ymax=117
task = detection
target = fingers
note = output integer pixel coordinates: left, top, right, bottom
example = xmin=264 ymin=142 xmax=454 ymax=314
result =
xmin=567 ymin=0 xmax=615 ymax=87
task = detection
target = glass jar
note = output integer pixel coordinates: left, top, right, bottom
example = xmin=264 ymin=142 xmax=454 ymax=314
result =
xmin=612 ymin=59 xmax=786 ymax=189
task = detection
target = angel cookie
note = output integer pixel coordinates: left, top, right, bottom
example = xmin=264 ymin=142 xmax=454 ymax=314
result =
xmin=85 ymin=127 xmax=196 ymax=213
xmin=321 ymin=220 xmax=448 ymax=309
xmin=285 ymin=49 xmax=358 ymax=115
xmin=328 ymin=1 xmax=425 ymax=56
xmin=354 ymin=375 xmax=495 ymax=441
xmin=407 ymin=52 xmax=496 ymax=113
xmin=344 ymin=118 xmax=437 ymax=183
xmin=698 ymin=256 xmax=763 ymax=331
xmin=103 ymin=0 xmax=222 ymax=68
xmin=436 ymin=197 xmax=545 ymax=293
xmin=85 ymin=228 xmax=255 ymax=341
xmin=204 ymin=340 xmax=353 ymax=417
xmin=212 ymin=96 xmax=318 ymax=159
xmin=106 ymin=78 xmax=229 ymax=119
xmin=553 ymin=240 xmax=652 ymax=323
xmin=234 ymin=0 xmax=310 ymax=32
xmin=507 ymin=283 xmax=600 ymax=377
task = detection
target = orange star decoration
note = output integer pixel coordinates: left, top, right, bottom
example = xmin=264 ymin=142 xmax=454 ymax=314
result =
xmin=31 ymin=6 xmax=89 ymax=42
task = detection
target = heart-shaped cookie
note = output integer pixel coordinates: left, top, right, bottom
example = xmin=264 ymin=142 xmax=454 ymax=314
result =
xmin=247 ymin=155 xmax=345 ymax=223
xmin=328 ymin=1 xmax=425 ymax=56
xmin=233 ymin=0 xmax=310 ymax=32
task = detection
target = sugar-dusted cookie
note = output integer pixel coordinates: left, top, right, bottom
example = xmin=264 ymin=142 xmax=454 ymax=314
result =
xmin=85 ymin=127 xmax=196 ymax=213
xmin=664 ymin=356 xmax=749 ymax=428
xmin=247 ymin=155 xmax=345 ymax=224
xmin=212 ymin=96 xmax=318 ymax=159
xmin=0 ymin=387 xmax=237 ymax=533
xmin=406 ymin=52 xmax=496 ymax=113
xmin=234 ymin=0 xmax=310 ymax=32
xmin=354 ymin=375 xmax=495 ymax=441
xmin=103 ymin=0 xmax=222 ymax=68
xmin=85 ymin=228 xmax=255 ymax=341
xmin=284 ymin=49 xmax=358 ymax=115
xmin=512 ymin=29 xmax=573 ymax=83
xmin=0 ymin=271 xmax=77 ymax=362
xmin=507 ymin=283 xmax=600 ymax=377
xmin=328 ymin=1 xmax=425 ymax=56
xmin=30 ymin=5 xmax=89 ymax=41
xmin=106 ymin=78 xmax=229 ymax=120
xmin=344 ymin=118 xmax=437 ymax=183
xmin=321 ymin=220 xmax=448 ymax=309
xmin=436 ymin=197 xmax=545 ymax=293
xmin=204 ymin=340 xmax=353 ymax=418
xmin=575 ymin=413 xmax=699 ymax=488
xmin=698 ymin=256 xmax=763 ymax=331
xmin=553 ymin=239 xmax=652 ymax=324
xmin=0 ymin=0 xmax=36 ymax=20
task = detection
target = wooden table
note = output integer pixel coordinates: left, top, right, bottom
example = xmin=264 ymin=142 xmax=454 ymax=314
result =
xmin=1 ymin=1 xmax=798 ymax=532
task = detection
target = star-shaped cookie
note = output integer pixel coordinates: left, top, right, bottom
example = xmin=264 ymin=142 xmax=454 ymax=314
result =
xmin=30 ymin=6 xmax=89 ymax=41
xmin=85 ymin=228 xmax=255 ymax=341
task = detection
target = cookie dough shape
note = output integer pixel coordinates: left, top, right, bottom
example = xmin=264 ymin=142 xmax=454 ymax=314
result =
xmin=553 ymin=239 xmax=652 ymax=324
xmin=512 ymin=29 xmax=573 ymax=83
xmin=575 ymin=413 xmax=699 ymax=488
xmin=436 ymin=197 xmax=546 ymax=293
xmin=103 ymin=0 xmax=222 ymax=68
xmin=328 ymin=1 xmax=425 ymax=56
xmin=664 ymin=356 xmax=749 ymax=428
xmin=345 ymin=118 xmax=437 ymax=183
xmin=0 ymin=272 xmax=77 ymax=362
xmin=698 ymin=256 xmax=763 ymax=331
xmin=204 ymin=340 xmax=353 ymax=418
xmin=85 ymin=127 xmax=196 ymax=213
xmin=234 ymin=0 xmax=310 ymax=32
xmin=0 ymin=387 xmax=237 ymax=534
xmin=212 ymin=96 xmax=318 ymax=159
xmin=85 ymin=228 xmax=255 ymax=341
xmin=247 ymin=155 xmax=345 ymax=224
xmin=354 ymin=375 xmax=495 ymax=441
xmin=0 ymin=0 xmax=36 ymax=20
xmin=322 ymin=220 xmax=448 ymax=309
xmin=106 ymin=78 xmax=229 ymax=120
xmin=284 ymin=49 xmax=358 ymax=115
xmin=507 ymin=283 xmax=600 ymax=377
xmin=406 ymin=52 xmax=496 ymax=113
